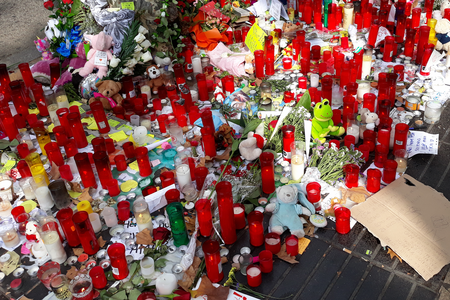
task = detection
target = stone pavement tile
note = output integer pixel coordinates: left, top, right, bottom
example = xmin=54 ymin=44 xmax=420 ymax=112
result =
xmin=315 ymin=219 xmax=337 ymax=243
xmin=331 ymin=222 xmax=364 ymax=250
xmin=271 ymin=238 xmax=330 ymax=299
xmin=373 ymin=247 xmax=397 ymax=268
xmin=381 ymin=275 xmax=413 ymax=300
xmin=241 ymin=258 xmax=290 ymax=296
xmin=419 ymin=142 xmax=450 ymax=190
xmin=354 ymin=266 xmax=390 ymax=300
xmin=438 ymin=286 xmax=450 ymax=300
xmin=325 ymin=256 xmax=369 ymax=300
xmin=421 ymin=265 xmax=450 ymax=293
xmin=395 ymin=260 xmax=417 ymax=278
xmin=297 ymin=248 xmax=348 ymax=300
xmin=409 ymin=286 xmax=437 ymax=300
xmin=353 ymin=229 xmax=380 ymax=258
xmin=406 ymin=154 xmax=432 ymax=181
xmin=437 ymin=170 xmax=450 ymax=199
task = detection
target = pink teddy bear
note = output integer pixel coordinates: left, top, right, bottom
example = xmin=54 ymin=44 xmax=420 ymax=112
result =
xmin=79 ymin=32 xmax=114 ymax=79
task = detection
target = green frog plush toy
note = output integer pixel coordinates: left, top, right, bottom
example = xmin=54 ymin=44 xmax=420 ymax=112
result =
xmin=311 ymin=99 xmax=345 ymax=143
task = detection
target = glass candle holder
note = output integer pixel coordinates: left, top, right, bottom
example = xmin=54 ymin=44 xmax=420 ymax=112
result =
xmin=265 ymin=232 xmax=281 ymax=254
xmin=394 ymin=149 xmax=408 ymax=173
xmin=57 ymin=108 xmax=72 ymax=139
xmin=133 ymin=200 xmax=153 ymax=232
xmin=335 ymin=207 xmax=351 ymax=234
xmin=108 ymin=243 xmax=129 ymax=280
xmin=117 ymin=201 xmax=130 ymax=222
xmin=138 ymin=292 xmax=157 ymax=300
xmin=140 ymin=257 xmax=155 ymax=279
xmin=216 ymin=181 xmax=237 ymax=244
xmin=363 ymin=93 xmax=376 ymax=112
xmin=93 ymin=151 xmax=113 ymax=188
xmin=69 ymin=274 xmax=94 ymax=300
xmin=233 ymin=203 xmax=246 ymax=230
xmin=77 ymin=200 xmax=93 ymax=214
xmin=89 ymin=213 xmax=102 ymax=233
xmin=53 ymin=126 xmax=68 ymax=147
xmin=56 ymin=208 xmax=81 ymax=247
xmin=393 ymin=123 xmax=409 ymax=152
xmin=260 ymin=152 xmax=276 ymax=194
xmin=194 ymin=167 xmax=209 ymax=190
xmin=344 ymin=164 xmax=360 ymax=188
xmin=11 ymin=206 xmax=25 ymax=222
xmin=31 ymin=83 xmax=49 ymax=116
xmin=26 ymin=152 xmax=49 ymax=185
xmin=195 ymin=198 xmax=213 ymax=237
xmin=0 ymin=220 xmax=20 ymax=248
xmin=246 ymin=265 xmax=262 ymax=287
xmin=174 ymin=152 xmax=191 ymax=189
xmin=248 ymin=211 xmax=264 ymax=247
xmin=156 ymin=273 xmax=178 ymax=295
xmin=166 ymin=202 xmax=189 ymax=247
xmin=89 ymin=266 xmax=107 ymax=290
xmin=136 ymin=147 xmax=152 ymax=177
xmin=281 ymin=125 xmax=295 ymax=162
xmin=382 ymin=159 xmax=398 ymax=184
xmin=424 ymin=101 xmax=443 ymax=124
xmin=38 ymin=221 xmax=67 ymax=263
xmin=101 ymin=207 xmax=118 ymax=228
xmin=49 ymin=180 xmax=72 ymax=209
xmin=19 ymin=177 xmax=35 ymax=200
xmin=74 ymin=153 xmax=97 ymax=189
xmin=17 ymin=160 xmax=32 ymax=178
xmin=72 ymin=211 xmax=100 ymax=255
xmin=161 ymin=171 xmax=175 ymax=188
xmin=45 ymin=142 xmax=64 ymax=167
xmin=259 ymin=250 xmax=273 ymax=273
xmin=92 ymin=137 xmax=106 ymax=153
xmin=51 ymin=274 xmax=72 ymax=300
xmin=106 ymin=178 xmax=120 ymax=197
xmin=31 ymin=175 xmax=54 ymax=211
xmin=123 ymin=142 xmax=136 ymax=159
xmin=344 ymin=135 xmax=356 ymax=149
xmin=358 ymin=144 xmax=370 ymax=162
xmin=286 ymin=234 xmax=299 ymax=256
xmin=165 ymin=189 xmax=180 ymax=204
xmin=114 ymin=155 xmax=128 ymax=171
xmin=203 ymin=240 xmax=224 ymax=283
xmin=63 ymin=139 xmax=78 ymax=158
xmin=291 ymin=141 xmax=305 ymax=181
xmin=363 ymin=130 xmax=376 ymax=152
xmin=201 ymin=126 xmax=217 ymax=158
xmin=366 ymin=169 xmax=382 ymax=193
xmin=17 ymin=213 xmax=30 ymax=235
xmin=38 ymin=261 xmax=61 ymax=290
xmin=67 ymin=112 xmax=88 ymax=149
xmin=105 ymin=138 xmax=116 ymax=154
xmin=306 ymin=182 xmax=321 ymax=212
xmin=374 ymin=144 xmax=389 ymax=168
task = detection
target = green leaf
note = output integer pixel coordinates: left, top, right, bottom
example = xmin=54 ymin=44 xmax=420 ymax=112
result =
xmin=105 ymin=271 xmax=114 ymax=281
xmin=161 ymin=17 xmax=168 ymax=27
xmin=129 ymin=261 xmax=138 ymax=276
xmin=243 ymin=119 xmax=262 ymax=136
xmin=155 ymin=258 xmax=168 ymax=268
xmin=111 ymin=291 xmax=127 ymax=300
xmin=164 ymin=30 xmax=171 ymax=38
xmin=247 ymin=187 xmax=261 ymax=199
xmin=132 ymin=274 xmax=143 ymax=285
xmin=129 ymin=289 xmax=142 ymax=300
xmin=244 ymin=203 xmax=254 ymax=214
xmin=156 ymin=52 xmax=166 ymax=58
xmin=232 ymin=138 xmax=240 ymax=152
xmin=296 ymin=90 xmax=312 ymax=111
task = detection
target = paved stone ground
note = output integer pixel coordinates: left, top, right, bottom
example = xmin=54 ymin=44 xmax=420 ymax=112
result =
xmin=0 ymin=0 xmax=50 ymax=67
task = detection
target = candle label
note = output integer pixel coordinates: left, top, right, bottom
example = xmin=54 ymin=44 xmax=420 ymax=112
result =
xmin=129 ymin=90 xmax=136 ymax=99
xmin=283 ymin=150 xmax=292 ymax=159
xmin=98 ymin=121 xmax=107 ymax=129
xmin=112 ymin=266 xmax=120 ymax=275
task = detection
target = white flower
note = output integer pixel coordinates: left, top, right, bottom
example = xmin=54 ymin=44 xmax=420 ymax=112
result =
xmin=140 ymin=40 xmax=151 ymax=49
xmin=134 ymin=45 xmax=142 ymax=53
xmin=109 ymin=56 xmax=121 ymax=68
xmin=45 ymin=19 xmax=61 ymax=39
xmin=122 ymin=67 xmax=133 ymax=75
xmin=174 ymin=23 xmax=178 ymax=29
xmin=125 ymin=58 xmax=138 ymax=68
xmin=138 ymin=25 xmax=149 ymax=35
xmin=134 ymin=33 xmax=146 ymax=44
xmin=161 ymin=12 xmax=166 ymax=17
xmin=163 ymin=4 xmax=168 ymax=8
xmin=141 ymin=52 xmax=153 ymax=63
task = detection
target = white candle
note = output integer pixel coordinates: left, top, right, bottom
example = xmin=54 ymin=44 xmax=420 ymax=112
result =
xmin=156 ymin=273 xmax=178 ymax=295
xmin=246 ymin=267 xmax=261 ymax=277
xmin=89 ymin=213 xmax=102 ymax=233
xmin=346 ymin=125 xmax=360 ymax=144
xmin=190 ymin=90 xmax=198 ymax=103
xmin=310 ymin=74 xmax=319 ymax=88
xmin=140 ymin=85 xmax=151 ymax=99
xmin=141 ymin=119 xmax=152 ymax=130
xmin=291 ymin=154 xmax=304 ymax=181
xmin=2 ymin=229 xmax=20 ymax=248
xmin=395 ymin=158 xmax=407 ymax=173
xmin=234 ymin=206 xmax=244 ymax=214
xmin=0 ymin=201 xmax=12 ymax=218
xmin=41 ymin=231 xmax=67 ymax=263
xmin=35 ymin=186 xmax=55 ymax=211
xmin=136 ymin=213 xmax=153 ymax=232
xmin=192 ymin=56 xmax=202 ymax=74
xmin=56 ymin=95 xmax=70 ymax=109
xmin=101 ymin=207 xmax=118 ymax=227
xmin=31 ymin=242 xmax=48 ymax=259
xmin=361 ymin=53 xmax=372 ymax=80
xmin=265 ymin=237 xmax=280 ymax=245
xmin=357 ymin=82 xmax=371 ymax=101
xmin=176 ymin=164 xmax=191 ymax=189
xmin=140 ymin=257 xmax=155 ymax=279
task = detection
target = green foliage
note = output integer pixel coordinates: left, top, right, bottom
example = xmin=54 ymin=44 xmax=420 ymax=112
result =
xmin=64 ymin=82 xmax=81 ymax=103
xmin=73 ymin=4 xmax=103 ymax=34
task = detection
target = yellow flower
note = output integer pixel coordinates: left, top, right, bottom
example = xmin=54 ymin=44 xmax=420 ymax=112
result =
xmin=232 ymin=1 xmax=240 ymax=7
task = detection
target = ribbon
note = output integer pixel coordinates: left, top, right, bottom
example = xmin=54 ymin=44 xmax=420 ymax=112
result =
xmin=93 ymin=91 xmax=117 ymax=108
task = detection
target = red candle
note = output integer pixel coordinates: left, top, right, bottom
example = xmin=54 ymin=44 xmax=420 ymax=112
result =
xmin=416 ymin=25 xmax=431 ymax=64
xmin=108 ymin=243 xmax=129 ymax=280
xmin=49 ymin=63 xmax=60 ymax=88
xmin=194 ymin=167 xmax=209 ymax=190
xmin=233 ymin=203 xmax=246 ymax=230
xmin=106 ymin=179 xmax=120 ymax=197
xmin=59 ymin=165 xmax=73 ymax=181
xmin=217 ymin=181 xmax=237 ymax=244
xmin=358 ymin=144 xmax=370 ymax=162
xmin=45 ymin=142 xmax=64 ymax=166
xmin=266 ymin=57 xmax=275 ymax=76
xmin=9 ymin=82 xmax=29 ymax=117
xmin=57 ymin=108 xmax=73 ymax=138
xmin=254 ymin=50 xmax=265 ymax=78
xmin=335 ymin=207 xmax=351 ymax=234
xmin=203 ymin=240 xmax=224 ymax=283
xmin=74 ymin=153 xmax=97 ymax=188
xmin=165 ymin=189 xmax=180 ymax=204
xmin=56 ymin=208 xmax=81 ymax=247
xmin=18 ymin=160 xmax=32 ymax=178
xmin=18 ymin=63 xmax=35 ymax=88
xmin=363 ymin=11 xmax=372 ymax=28
xmin=114 ymin=155 xmax=127 ymax=171
xmin=63 ymin=139 xmax=78 ymax=158
xmin=30 ymin=84 xmax=49 ymax=116
xmin=136 ymin=147 xmax=152 ymax=177
xmin=17 ymin=144 xmax=30 ymax=159
xmin=321 ymin=76 xmax=333 ymax=103
xmin=445 ymin=8 xmax=450 ymax=20
xmin=11 ymin=206 xmax=25 ymax=223
xmin=142 ymin=185 xmax=157 ymax=197
xmin=344 ymin=135 xmax=356 ymax=149
xmin=328 ymin=14 xmax=336 ymax=30
xmin=301 ymin=58 xmax=310 ymax=75
xmin=259 ymin=250 xmax=273 ymax=273
xmin=242 ymin=26 xmax=250 ymax=42
xmin=306 ymin=182 xmax=321 ymax=211
xmin=366 ymin=169 xmax=382 ymax=193
xmin=403 ymin=28 xmax=416 ymax=57
xmin=122 ymin=142 xmax=135 ymax=160
xmin=92 ymin=137 xmax=106 ymax=153
xmin=73 ymin=211 xmax=100 ymax=255
xmin=89 ymin=266 xmax=107 ymax=289
xmin=201 ymin=126 xmax=217 ymax=157
xmin=374 ymin=144 xmax=389 ymax=168
xmin=362 ymin=93 xmax=376 ymax=112
xmin=286 ymin=235 xmax=299 ymax=256
xmin=265 ymin=232 xmax=281 ymax=254
xmin=281 ymin=125 xmax=295 ymax=162
xmin=90 ymin=101 xmax=110 ymax=134
xmin=3 ymin=117 xmax=19 ymax=141
xmin=195 ymin=198 xmax=213 ymax=237
xmin=377 ymin=128 xmax=391 ymax=149
xmin=161 ymin=171 xmax=175 ymax=188
xmin=367 ymin=22 xmax=380 ymax=48
xmin=118 ymin=200 xmax=130 ymax=222
xmin=68 ymin=112 xmax=88 ymax=148
xmin=246 ymin=265 xmax=262 ymax=287
xmin=248 ymin=211 xmax=264 ymax=246
xmin=260 ymin=152 xmax=275 ymax=194
xmin=329 ymin=139 xmax=340 ymax=149
xmin=363 ymin=130 xmax=376 ymax=152
xmin=52 ymin=126 xmax=67 ymax=147
xmin=93 ymin=151 xmax=113 ymax=188
xmin=196 ymin=74 xmax=209 ymax=101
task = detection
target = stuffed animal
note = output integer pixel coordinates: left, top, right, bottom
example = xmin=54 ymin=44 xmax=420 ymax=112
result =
xmin=79 ymin=32 xmax=114 ymax=79
xmin=359 ymin=108 xmax=379 ymax=131
xmin=26 ymin=221 xmax=40 ymax=242
xmin=265 ymin=185 xmax=312 ymax=238
xmin=34 ymin=37 xmax=53 ymax=61
xmin=311 ymin=99 xmax=345 ymax=144
xmin=88 ymin=80 xmax=123 ymax=110
xmin=239 ymin=132 xmax=266 ymax=161
xmin=435 ymin=18 xmax=450 ymax=52
xmin=146 ymin=64 xmax=165 ymax=94
xmin=153 ymin=56 xmax=175 ymax=72
xmin=244 ymin=53 xmax=255 ymax=75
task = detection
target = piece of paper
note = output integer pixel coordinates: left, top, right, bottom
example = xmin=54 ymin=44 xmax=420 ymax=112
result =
xmin=128 ymin=161 xmax=139 ymax=172
xmin=245 ymin=23 xmax=267 ymax=53
xmin=118 ymin=124 xmax=133 ymax=131
xmin=94 ymin=51 xmax=108 ymax=66
xmin=298 ymin=237 xmax=310 ymax=255
xmin=86 ymin=135 xmax=96 ymax=143
xmin=81 ymin=117 xmax=96 ymax=126
xmin=121 ymin=1 xmax=135 ymax=10
xmin=87 ymin=122 xmax=99 ymax=130
xmin=47 ymin=123 xmax=55 ymax=133
xmin=351 ymin=175 xmax=450 ymax=281
xmin=406 ymin=131 xmax=439 ymax=157
xmin=144 ymin=184 xmax=176 ymax=213
xmin=1 ymin=160 xmax=16 ymax=173
xmin=251 ymin=0 xmax=268 ymax=16
xmin=108 ymin=131 xmax=128 ymax=142
xmin=108 ymin=119 xmax=120 ymax=128
xmin=269 ymin=0 xmax=282 ymax=20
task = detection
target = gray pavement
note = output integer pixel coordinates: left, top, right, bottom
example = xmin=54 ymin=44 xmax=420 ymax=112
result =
xmin=0 ymin=0 xmax=50 ymax=67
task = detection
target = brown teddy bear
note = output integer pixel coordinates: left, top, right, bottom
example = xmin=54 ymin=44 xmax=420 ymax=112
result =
xmin=146 ymin=64 xmax=164 ymax=94
xmin=89 ymin=80 xmax=124 ymax=110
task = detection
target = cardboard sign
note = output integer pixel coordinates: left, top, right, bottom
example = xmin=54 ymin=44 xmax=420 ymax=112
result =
xmin=245 ymin=23 xmax=267 ymax=53
xmin=351 ymin=175 xmax=450 ymax=281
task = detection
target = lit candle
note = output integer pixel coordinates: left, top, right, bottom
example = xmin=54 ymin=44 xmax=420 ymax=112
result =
xmin=31 ymin=242 xmax=48 ymax=259
xmin=156 ymin=273 xmax=178 ymax=295
xmin=1 ymin=228 xmax=20 ymax=248
xmin=357 ymin=82 xmax=371 ymax=101
xmin=310 ymin=74 xmax=319 ymax=87
xmin=140 ymin=257 xmax=155 ymax=279
xmin=291 ymin=141 xmax=305 ymax=181
xmin=141 ymin=119 xmax=152 ymax=130
xmin=133 ymin=201 xmax=153 ymax=232
xmin=346 ymin=124 xmax=360 ymax=144
xmin=0 ymin=200 xmax=12 ymax=218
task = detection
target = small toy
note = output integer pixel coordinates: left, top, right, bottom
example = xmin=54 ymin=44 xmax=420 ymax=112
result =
xmin=435 ymin=18 xmax=450 ymax=52
xmin=79 ymin=32 xmax=114 ymax=79
xmin=311 ymin=99 xmax=345 ymax=144
xmin=239 ymin=132 xmax=265 ymax=161
xmin=146 ymin=64 xmax=164 ymax=94
xmin=359 ymin=108 xmax=379 ymax=131
xmin=88 ymin=80 xmax=123 ymax=110
xmin=25 ymin=221 xmax=40 ymax=242
xmin=34 ymin=37 xmax=53 ymax=61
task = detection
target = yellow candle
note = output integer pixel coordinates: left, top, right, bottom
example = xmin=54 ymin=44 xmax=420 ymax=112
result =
xmin=38 ymin=135 xmax=52 ymax=156
xmin=77 ymin=201 xmax=93 ymax=214
xmin=30 ymin=165 xmax=50 ymax=185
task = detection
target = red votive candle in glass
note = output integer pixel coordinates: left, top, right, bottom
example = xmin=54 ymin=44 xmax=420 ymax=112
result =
xmin=108 ymin=243 xmax=129 ymax=280
xmin=56 ymin=208 xmax=81 ymax=247
xmin=358 ymin=144 xmax=370 ymax=162
xmin=11 ymin=206 xmax=26 ymax=223
xmin=201 ymin=110 xmax=215 ymax=130
xmin=105 ymin=138 xmax=115 ymax=154
xmin=265 ymin=232 xmax=281 ymax=254
xmin=73 ymin=211 xmax=100 ymax=255
xmin=329 ymin=139 xmax=340 ymax=149
xmin=306 ymin=182 xmax=322 ymax=212
xmin=195 ymin=198 xmax=213 ymax=237
xmin=260 ymin=152 xmax=276 ymax=194
xmin=259 ymin=250 xmax=273 ymax=273
xmin=363 ymin=130 xmax=376 ymax=152
xmin=246 ymin=265 xmax=262 ymax=287
xmin=14 ymin=114 xmax=26 ymax=129
xmin=282 ymin=57 xmax=293 ymax=69
xmin=157 ymin=114 xmax=169 ymax=134
xmin=93 ymin=151 xmax=113 ymax=188
xmin=114 ymin=155 xmax=127 ymax=171
xmin=136 ymin=147 xmax=152 ymax=177
xmin=3 ymin=117 xmax=19 ymax=141
xmin=53 ymin=126 xmax=68 ymax=147
xmin=281 ymin=125 xmax=295 ymax=162
xmin=201 ymin=126 xmax=217 ymax=157
xmin=196 ymin=74 xmax=209 ymax=101
xmin=221 ymin=75 xmax=235 ymax=95
xmin=106 ymin=179 xmax=120 ymax=197
xmin=366 ymin=169 xmax=382 ymax=193
xmin=49 ymin=63 xmax=60 ymax=87
xmin=45 ymin=142 xmax=64 ymax=166
xmin=30 ymin=83 xmax=49 ymax=117
xmin=254 ymin=50 xmax=265 ymax=77
xmin=416 ymin=25 xmax=431 ymax=65
xmin=335 ymin=207 xmax=351 ymax=234
xmin=412 ymin=8 xmax=421 ymax=27
xmin=59 ymin=165 xmax=73 ymax=181
xmin=233 ymin=203 xmax=246 ymax=229
xmin=286 ymin=235 xmax=299 ymax=256
xmin=203 ymin=240 xmax=224 ymax=283
xmin=266 ymin=57 xmax=275 ymax=76
xmin=242 ymin=26 xmax=250 ymax=42
xmin=67 ymin=112 xmax=88 ymax=148
xmin=374 ymin=145 xmax=389 ymax=168
xmin=363 ymin=93 xmax=376 ymax=112
xmin=17 ymin=144 xmax=30 ymax=159
xmin=248 ymin=211 xmax=264 ymax=247
xmin=164 ymin=188 xmax=179 ymax=204
xmin=123 ymin=142 xmax=136 ymax=159
xmin=117 ymin=200 xmax=130 ymax=221
xmin=161 ymin=171 xmax=175 ymax=188
xmin=74 ymin=153 xmax=97 ymax=189
xmin=89 ymin=266 xmax=107 ymax=290
xmin=393 ymin=123 xmax=409 ymax=152
xmin=18 ymin=160 xmax=32 ymax=178
xmin=142 ymin=185 xmax=157 ymax=197
xmin=57 ymin=108 xmax=72 ymax=139
xmin=18 ymin=63 xmax=35 ymax=88
xmin=332 ymin=109 xmax=342 ymax=126
xmin=216 ymin=181 xmax=237 ymax=244
xmin=344 ymin=164 xmax=360 ymax=188
xmin=344 ymin=135 xmax=356 ymax=149
xmin=382 ymin=159 xmax=398 ymax=183
xmin=321 ymin=76 xmax=333 ymax=104
xmin=367 ymin=22 xmax=380 ymax=48
xmin=92 ymin=137 xmax=106 ymax=153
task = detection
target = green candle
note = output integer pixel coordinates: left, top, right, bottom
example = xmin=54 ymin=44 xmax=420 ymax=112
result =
xmin=166 ymin=202 xmax=189 ymax=247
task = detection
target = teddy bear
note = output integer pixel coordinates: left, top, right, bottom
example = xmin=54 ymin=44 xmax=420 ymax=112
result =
xmin=265 ymin=184 xmax=313 ymax=238
xmin=88 ymin=80 xmax=124 ymax=110
xmin=359 ymin=108 xmax=379 ymax=137
xmin=239 ymin=132 xmax=266 ymax=161
xmin=26 ymin=221 xmax=40 ymax=242
xmin=146 ymin=64 xmax=165 ymax=94
xmin=79 ymin=32 xmax=114 ymax=79
xmin=244 ymin=53 xmax=255 ymax=75
xmin=435 ymin=18 xmax=450 ymax=52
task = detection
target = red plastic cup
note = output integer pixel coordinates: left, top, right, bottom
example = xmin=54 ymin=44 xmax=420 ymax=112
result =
xmin=117 ymin=200 xmax=130 ymax=222
xmin=344 ymin=135 xmax=356 ymax=149
xmin=59 ymin=165 xmax=74 ymax=181
xmin=286 ymin=235 xmax=299 ymax=256
xmin=165 ymin=189 xmax=180 ymax=204
xmin=282 ymin=57 xmax=293 ymax=69
xmin=246 ymin=265 xmax=262 ymax=287
xmin=358 ymin=144 xmax=370 ymax=162
xmin=374 ymin=144 xmax=389 ymax=168
xmin=259 ymin=250 xmax=273 ymax=273
xmin=233 ymin=203 xmax=246 ymax=229
xmin=366 ymin=169 xmax=382 ymax=193
xmin=335 ymin=207 xmax=351 ymax=234
xmin=114 ymin=155 xmax=127 ymax=171
xmin=106 ymin=178 xmax=120 ymax=197
xmin=382 ymin=159 xmax=398 ymax=183
xmin=194 ymin=167 xmax=209 ymax=190
xmin=264 ymin=232 xmax=281 ymax=254
xmin=344 ymin=164 xmax=360 ymax=188
xmin=306 ymin=182 xmax=321 ymax=211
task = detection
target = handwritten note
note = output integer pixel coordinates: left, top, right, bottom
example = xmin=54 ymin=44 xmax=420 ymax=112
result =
xmin=269 ymin=0 xmax=282 ymax=21
xmin=47 ymin=123 xmax=55 ymax=133
xmin=245 ymin=23 xmax=267 ymax=53
xmin=86 ymin=135 xmax=96 ymax=143
xmin=108 ymin=131 xmax=128 ymax=142
xmin=118 ymin=124 xmax=133 ymax=132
